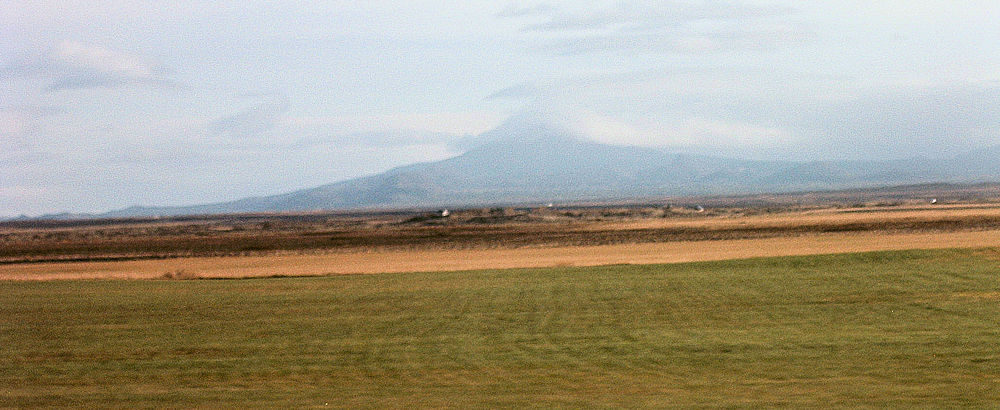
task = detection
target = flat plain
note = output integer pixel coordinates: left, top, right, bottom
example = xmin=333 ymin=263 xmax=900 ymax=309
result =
xmin=4 ymin=249 xmax=1000 ymax=407
xmin=4 ymin=199 xmax=1000 ymax=280
xmin=4 ymin=190 xmax=1000 ymax=407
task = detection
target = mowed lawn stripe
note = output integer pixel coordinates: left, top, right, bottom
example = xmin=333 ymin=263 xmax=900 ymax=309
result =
xmin=3 ymin=248 xmax=1000 ymax=407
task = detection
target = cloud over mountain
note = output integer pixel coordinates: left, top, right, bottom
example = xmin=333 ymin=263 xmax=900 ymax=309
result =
xmin=75 ymin=115 xmax=1000 ymax=218
xmin=5 ymin=2 xmax=1000 ymax=216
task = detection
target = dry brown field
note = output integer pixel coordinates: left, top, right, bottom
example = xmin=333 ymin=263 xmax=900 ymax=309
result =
xmin=4 ymin=196 xmax=1000 ymax=280
xmin=4 ymin=229 xmax=1000 ymax=281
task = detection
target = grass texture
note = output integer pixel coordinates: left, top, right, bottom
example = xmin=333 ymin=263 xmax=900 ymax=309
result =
xmin=3 ymin=248 xmax=1000 ymax=407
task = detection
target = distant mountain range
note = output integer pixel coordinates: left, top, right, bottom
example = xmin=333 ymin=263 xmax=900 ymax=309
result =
xmin=19 ymin=117 xmax=1000 ymax=219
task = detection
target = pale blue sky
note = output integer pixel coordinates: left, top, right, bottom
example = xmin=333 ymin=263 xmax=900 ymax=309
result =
xmin=3 ymin=1 xmax=1000 ymax=215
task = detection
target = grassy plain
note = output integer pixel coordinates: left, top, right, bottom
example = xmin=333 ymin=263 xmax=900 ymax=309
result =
xmin=4 ymin=248 xmax=1000 ymax=407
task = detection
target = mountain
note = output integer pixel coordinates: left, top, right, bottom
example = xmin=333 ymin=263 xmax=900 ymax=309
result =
xmin=46 ymin=117 xmax=1000 ymax=219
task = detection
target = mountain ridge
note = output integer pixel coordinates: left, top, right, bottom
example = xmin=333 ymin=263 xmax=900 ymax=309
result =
xmin=17 ymin=118 xmax=1000 ymax=219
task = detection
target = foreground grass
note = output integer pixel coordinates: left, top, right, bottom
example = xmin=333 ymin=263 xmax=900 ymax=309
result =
xmin=3 ymin=249 xmax=1000 ymax=407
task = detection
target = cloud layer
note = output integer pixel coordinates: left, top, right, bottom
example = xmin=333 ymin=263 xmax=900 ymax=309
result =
xmin=501 ymin=0 xmax=809 ymax=55
xmin=3 ymin=1 xmax=1000 ymax=216
xmin=2 ymin=41 xmax=179 ymax=91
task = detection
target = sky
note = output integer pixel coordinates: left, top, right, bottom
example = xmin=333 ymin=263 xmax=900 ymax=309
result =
xmin=3 ymin=1 xmax=1000 ymax=216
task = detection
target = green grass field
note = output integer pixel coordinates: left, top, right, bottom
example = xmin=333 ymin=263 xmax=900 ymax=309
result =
xmin=3 ymin=248 xmax=1000 ymax=407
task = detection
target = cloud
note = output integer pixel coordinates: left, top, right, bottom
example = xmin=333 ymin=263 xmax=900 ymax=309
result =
xmin=545 ymin=25 xmax=812 ymax=55
xmin=208 ymin=100 xmax=482 ymax=149
xmin=611 ymin=77 xmax=1000 ymax=159
xmin=208 ymin=97 xmax=289 ymax=140
xmin=482 ymin=65 xmax=732 ymax=104
xmin=0 ymin=105 xmax=62 ymax=150
xmin=1 ymin=41 xmax=179 ymax=91
xmin=516 ymin=0 xmax=795 ymax=32
xmin=280 ymin=111 xmax=503 ymax=137
xmin=292 ymin=130 xmax=466 ymax=149
xmin=501 ymin=1 xmax=807 ymax=55
xmin=496 ymin=4 xmax=555 ymax=18
xmin=484 ymin=64 xmax=1000 ymax=160
xmin=55 ymin=40 xmax=154 ymax=78
xmin=46 ymin=74 xmax=181 ymax=91
xmin=512 ymin=107 xmax=793 ymax=150
xmin=662 ymin=117 xmax=794 ymax=147
xmin=484 ymin=82 xmax=544 ymax=100
xmin=780 ymin=85 xmax=1000 ymax=159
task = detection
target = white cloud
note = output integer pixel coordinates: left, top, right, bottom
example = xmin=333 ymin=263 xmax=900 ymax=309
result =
xmin=665 ymin=117 xmax=795 ymax=147
xmin=503 ymin=0 xmax=808 ymax=55
xmin=557 ymin=109 xmax=794 ymax=149
xmin=5 ymin=1 xmax=1000 ymax=215
xmin=496 ymin=4 xmax=555 ymax=18
xmin=1 ymin=40 xmax=178 ymax=91
xmin=208 ymin=97 xmax=289 ymax=140
xmin=521 ymin=0 xmax=796 ymax=33
xmin=0 ymin=105 xmax=62 ymax=150
xmin=0 ymin=111 xmax=26 ymax=136
xmin=280 ymin=111 xmax=504 ymax=136
xmin=55 ymin=41 xmax=154 ymax=78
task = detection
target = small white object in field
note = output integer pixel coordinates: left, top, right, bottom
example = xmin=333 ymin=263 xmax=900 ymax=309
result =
xmin=438 ymin=209 xmax=450 ymax=217
xmin=695 ymin=205 xmax=705 ymax=213
xmin=930 ymin=198 xmax=938 ymax=204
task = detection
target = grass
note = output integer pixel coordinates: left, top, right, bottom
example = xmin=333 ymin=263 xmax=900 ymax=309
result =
xmin=3 ymin=248 xmax=1000 ymax=407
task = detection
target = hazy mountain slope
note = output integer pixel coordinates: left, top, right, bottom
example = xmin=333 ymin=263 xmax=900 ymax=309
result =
xmin=948 ymin=145 xmax=1000 ymax=179
xmin=87 ymin=119 xmax=1000 ymax=218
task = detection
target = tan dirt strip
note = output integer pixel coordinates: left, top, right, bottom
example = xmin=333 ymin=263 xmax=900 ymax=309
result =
xmin=582 ymin=206 xmax=1000 ymax=231
xmin=3 ymin=229 xmax=1000 ymax=281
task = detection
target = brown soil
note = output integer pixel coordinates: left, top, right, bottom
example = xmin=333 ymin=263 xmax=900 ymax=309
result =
xmin=4 ymin=200 xmax=1000 ymax=281
xmin=3 ymin=229 xmax=999 ymax=281
xmin=5 ymin=203 xmax=1000 ymax=264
